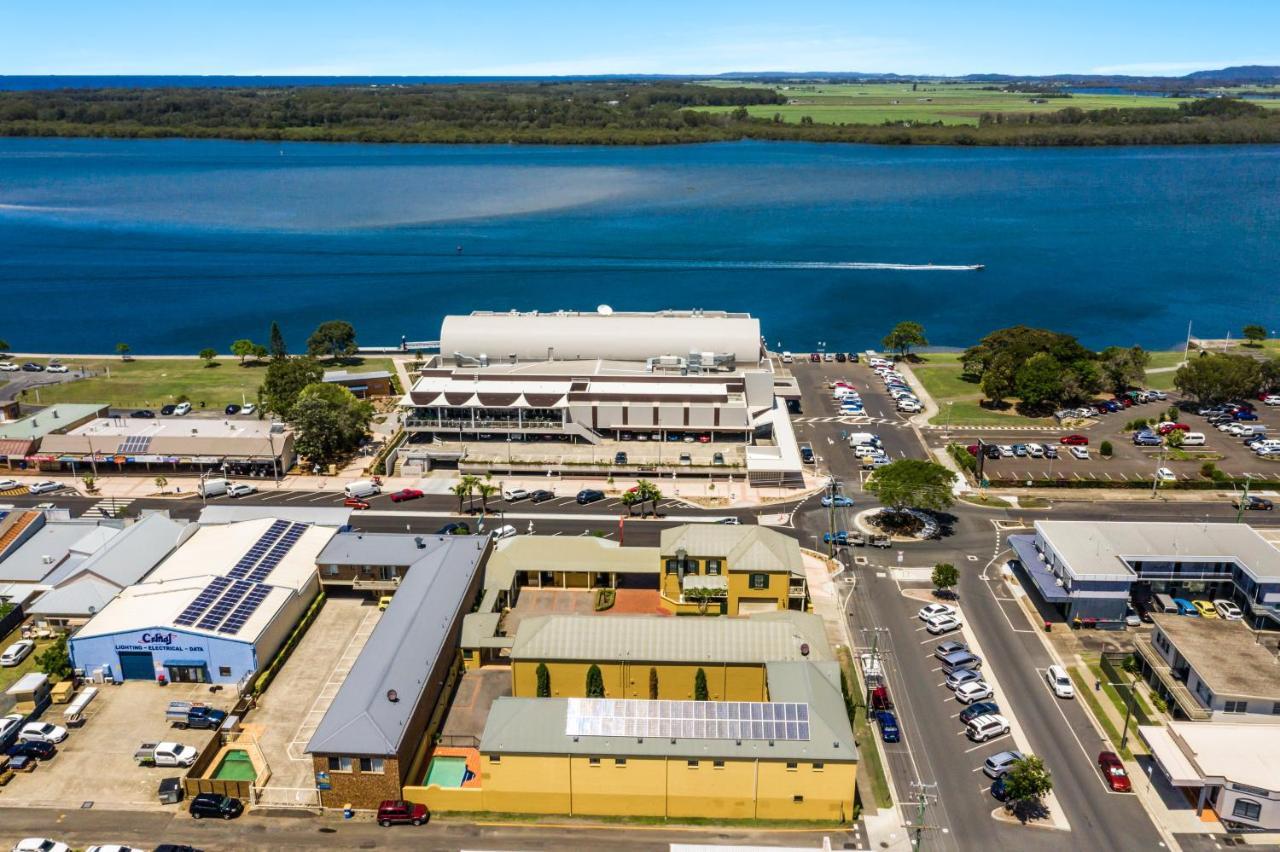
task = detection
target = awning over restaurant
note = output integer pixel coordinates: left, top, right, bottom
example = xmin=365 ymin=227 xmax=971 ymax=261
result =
xmin=1008 ymin=534 xmax=1073 ymax=603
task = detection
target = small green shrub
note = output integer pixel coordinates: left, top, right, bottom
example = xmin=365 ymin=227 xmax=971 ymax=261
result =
xmin=1099 ymin=441 xmax=1113 ymax=457
xmin=1201 ymin=461 xmax=1217 ymax=479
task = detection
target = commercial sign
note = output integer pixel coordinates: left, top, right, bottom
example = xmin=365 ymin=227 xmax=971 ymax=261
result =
xmin=113 ymin=631 xmax=206 ymax=654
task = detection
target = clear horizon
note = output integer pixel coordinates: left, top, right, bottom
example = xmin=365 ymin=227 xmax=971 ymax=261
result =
xmin=2 ymin=0 xmax=1277 ymax=78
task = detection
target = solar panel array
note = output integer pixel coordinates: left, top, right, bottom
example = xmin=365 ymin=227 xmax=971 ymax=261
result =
xmin=218 ymin=584 xmax=273 ymax=634
xmin=174 ymin=577 xmax=231 ymax=627
xmin=117 ymin=435 xmax=152 ymax=454
xmin=171 ymin=520 xmax=310 ymax=636
xmin=245 ymin=522 xmax=307 ymax=583
xmin=564 ymin=698 xmax=811 ymax=742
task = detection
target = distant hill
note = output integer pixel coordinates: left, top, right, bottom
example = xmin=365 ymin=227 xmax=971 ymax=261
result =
xmin=1183 ymin=65 xmax=1280 ymax=81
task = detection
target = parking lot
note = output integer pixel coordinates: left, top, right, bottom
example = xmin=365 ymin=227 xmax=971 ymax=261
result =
xmin=929 ymin=393 xmax=1280 ymax=486
xmin=1 ymin=681 xmax=235 ymax=810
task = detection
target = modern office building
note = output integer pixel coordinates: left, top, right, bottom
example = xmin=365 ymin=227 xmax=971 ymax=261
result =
xmin=69 ymin=517 xmax=330 ymax=686
xmin=399 ymin=309 xmax=804 ymax=487
xmin=37 ymin=416 xmax=294 ymax=477
xmin=1009 ymin=521 xmax=1280 ymax=628
xmin=305 ymin=534 xmax=491 ymax=809
xmin=1140 ymin=722 xmax=1280 ymax=830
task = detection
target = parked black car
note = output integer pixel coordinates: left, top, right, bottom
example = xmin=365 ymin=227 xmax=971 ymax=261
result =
xmin=7 ymin=740 xmax=56 ymax=760
xmin=130 ymin=409 xmax=156 ymax=419
xmin=21 ymin=363 xmax=43 ymax=372
xmin=225 ymin=404 xmax=241 ymax=415
xmin=576 ymin=488 xmax=605 ymax=505
xmin=835 ymin=352 xmax=847 ymax=363
xmin=160 ymin=404 xmax=177 ymax=415
xmin=189 ymin=792 xmax=243 ymax=820
xmin=155 ymin=845 xmax=203 ymax=852
xmin=614 ymin=452 xmax=628 ymax=464
xmin=436 ymin=522 xmax=470 ymax=535
xmin=530 ymin=489 xmax=555 ymax=503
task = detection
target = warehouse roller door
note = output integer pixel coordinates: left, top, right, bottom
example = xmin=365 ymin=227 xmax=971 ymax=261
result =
xmin=118 ymin=651 xmax=155 ymax=680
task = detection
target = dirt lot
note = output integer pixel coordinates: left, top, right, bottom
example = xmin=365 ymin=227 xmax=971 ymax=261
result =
xmin=1 ymin=681 xmax=235 ymax=810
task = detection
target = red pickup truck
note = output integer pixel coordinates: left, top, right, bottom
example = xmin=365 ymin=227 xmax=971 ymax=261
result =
xmin=870 ymin=684 xmax=893 ymax=711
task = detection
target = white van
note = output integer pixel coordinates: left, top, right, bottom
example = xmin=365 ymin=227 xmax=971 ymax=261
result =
xmin=847 ymin=432 xmax=881 ymax=448
xmin=780 ymin=352 xmax=794 ymax=364
xmin=344 ymin=480 xmax=381 ymax=499
xmin=197 ymin=478 xmax=231 ymax=498
xmin=1181 ymin=432 xmax=1206 ymax=446
xmin=869 ymin=358 xmax=893 ymax=369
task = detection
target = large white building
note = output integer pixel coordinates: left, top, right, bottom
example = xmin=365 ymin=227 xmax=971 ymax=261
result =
xmin=69 ymin=517 xmax=334 ymax=686
xmin=402 ymin=309 xmax=804 ymax=486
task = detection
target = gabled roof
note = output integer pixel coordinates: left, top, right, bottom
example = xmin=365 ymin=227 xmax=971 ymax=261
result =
xmin=305 ymin=535 xmax=489 ymax=757
xmin=659 ymin=524 xmax=804 ymax=577
xmin=26 ymin=576 xmax=121 ymax=618
xmin=0 ymin=520 xmax=120 ymax=583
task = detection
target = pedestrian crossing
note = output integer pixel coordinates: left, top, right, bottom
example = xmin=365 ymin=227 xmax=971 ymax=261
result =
xmin=793 ymin=416 xmax=904 ymax=427
xmin=87 ymin=497 xmax=133 ymax=518
xmin=924 ymin=424 xmax=1069 ymax=432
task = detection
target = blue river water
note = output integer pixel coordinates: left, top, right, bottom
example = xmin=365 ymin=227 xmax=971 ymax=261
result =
xmin=0 ymin=137 xmax=1277 ymax=354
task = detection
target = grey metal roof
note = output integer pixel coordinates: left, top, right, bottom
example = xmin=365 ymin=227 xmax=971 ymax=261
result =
xmin=317 ymin=532 xmax=441 ymax=567
xmin=1151 ymin=615 xmax=1280 ymax=700
xmin=0 ymin=404 xmax=106 ymax=440
xmin=659 ymin=525 xmax=804 ymax=577
xmin=486 ymin=536 xmax=657 ymax=590
xmin=479 ymin=660 xmax=855 ymax=762
xmin=27 ymin=576 xmax=120 ymax=618
xmin=305 ymin=535 xmax=489 ymax=757
xmin=323 ymin=370 xmax=392 ymax=382
xmin=510 ymin=611 xmax=831 ymax=665
xmin=1036 ymin=520 xmax=1280 ymax=581
xmin=42 ymin=513 xmax=187 ymax=588
xmin=197 ymin=506 xmax=352 ymax=527
xmin=0 ymin=521 xmax=120 ymax=583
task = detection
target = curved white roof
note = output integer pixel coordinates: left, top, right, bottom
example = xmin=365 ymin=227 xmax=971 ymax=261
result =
xmin=441 ymin=310 xmax=761 ymax=364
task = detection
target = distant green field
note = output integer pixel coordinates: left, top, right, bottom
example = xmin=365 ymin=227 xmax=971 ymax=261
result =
xmin=696 ymin=81 xmax=1280 ymax=127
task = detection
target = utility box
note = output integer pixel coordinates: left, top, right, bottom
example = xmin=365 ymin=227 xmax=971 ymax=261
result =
xmin=6 ymin=673 xmax=50 ymax=716
xmin=50 ymin=680 xmax=75 ymax=705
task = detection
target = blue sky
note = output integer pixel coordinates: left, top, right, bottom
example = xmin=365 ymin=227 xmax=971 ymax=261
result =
xmin=4 ymin=1 xmax=1278 ymax=77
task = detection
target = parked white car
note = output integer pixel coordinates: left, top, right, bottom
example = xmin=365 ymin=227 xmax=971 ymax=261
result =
xmin=1156 ymin=467 xmax=1176 ymax=482
xmin=27 ymin=480 xmax=61 ymax=494
xmin=45 ymin=364 xmax=69 ymax=374
xmin=226 ymin=483 xmax=257 ymax=498
xmin=0 ymin=713 xmax=25 ymax=741
xmin=1265 ymin=395 xmax=1280 ymax=406
xmin=1026 ymin=443 xmax=1045 ymax=458
xmin=1045 ymin=664 xmax=1075 ymax=699
xmin=502 ymin=488 xmax=530 ymax=502
xmin=953 ymin=680 xmax=993 ymax=705
xmin=241 ymin=402 xmax=257 ymax=415
xmin=924 ymin=614 xmax=962 ymax=635
xmin=173 ymin=401 xmax=192 ymax=416
xmin=19 ymin=721 xmax=68 ymax=744
xmin=1213 ymin=599 xmax=1244 ymax=620
xmin=492 ymin=524 xmax=518 ymax=539
xmin=1 ymin=639 xmax=35 ymax=667
xmin=918 ymin=603 xmax=957 ymax=621
xmin=0 ymin=362 xmax=19 ymax=372
xmin=0 ymin=479 xmax=20 ymax=491
xmin=12 ymin=840 xmax=70 ymax=852
xmin=1070 ymin=446 xmax=1090 ymax=460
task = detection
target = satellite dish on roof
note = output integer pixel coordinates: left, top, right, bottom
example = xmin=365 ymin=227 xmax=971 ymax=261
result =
xmin=597 ymin=305 xmax=613 ymax=315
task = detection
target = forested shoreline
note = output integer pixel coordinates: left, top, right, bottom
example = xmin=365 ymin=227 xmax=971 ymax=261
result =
xmin=2 ymin=83 xmax=1278 ymax=146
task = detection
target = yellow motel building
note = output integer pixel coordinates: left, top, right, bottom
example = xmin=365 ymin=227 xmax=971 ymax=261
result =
xmin=509 ymin=611 xmax=832 ymax=701
xmin=658 ymin=525 xmax=810 ymax=615
xmin=412 ymin=659 xmax=857 ymax=821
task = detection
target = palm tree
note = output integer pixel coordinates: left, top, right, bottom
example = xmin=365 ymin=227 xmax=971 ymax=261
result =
xmin=636 ymin=479 xmax=663 ymax=518
xmin=621 ymin=489 xmax=640 ymax=516
xmin=458 ymin=474 xmax=481 ymax=512
xmin=451 ymin=481 xmax=469 ymax=515
xmin=477 ymin=482 xmax=499 ymax=514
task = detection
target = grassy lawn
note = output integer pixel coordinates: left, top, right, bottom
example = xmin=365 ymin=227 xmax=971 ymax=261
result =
xmin=19 ymin=356 xmax=395 ymax=411
xmin=693 ymin=82 xmax=1280 ymax=127
xmin=1068 ymin=666 xmax=1132 ymax=760
xmin=0 ymin=626 xmax=56 ymax=695
xmin=911 ymin=353 xmax=1055 ymax=428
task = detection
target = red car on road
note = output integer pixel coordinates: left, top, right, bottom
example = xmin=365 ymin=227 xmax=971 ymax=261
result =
xmin=1157 ymin=422 xmax=1190 ymax=435
xmin=1060 ymin=434 xmax=1089 ymax=446
xmin=343 ymin=497 xmax=371 ymax=510
xmin=389 ymin=488 xmax=424 ymax=503
xmin=1097 ymin=751 xmax=1132 ymax=792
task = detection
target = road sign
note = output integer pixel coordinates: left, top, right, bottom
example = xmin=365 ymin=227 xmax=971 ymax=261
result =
xmin=897 ymin=550 xmax=904 ymax=564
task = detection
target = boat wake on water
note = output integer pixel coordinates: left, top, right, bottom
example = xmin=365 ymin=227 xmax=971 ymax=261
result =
xmin=445 ymin=255 xmax=986 ymax=272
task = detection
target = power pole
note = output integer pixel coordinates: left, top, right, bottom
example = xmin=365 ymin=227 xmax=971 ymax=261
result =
xmin=826 ymin=475 xmax=840 ymax=559
xmin=1236 ymin=476 xmax=1251 ymax=523
xmin=907 ymin=781 xmax=940 ymax=852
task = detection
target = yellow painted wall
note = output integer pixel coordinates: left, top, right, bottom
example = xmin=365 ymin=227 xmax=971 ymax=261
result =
xmin=569 ymin=756 xmax=668 ymax=816
xmin=657 ymin=557 xmax=790 ymax=615
xmin=756 ymin=760 xmax=856 ymax=822
xmin=470 ymin=753 xmax=855 ymax=821
xmin=480 ymin=754 xmax=571 ymax=814
xmin=666 ymin=756 xmax=758 ymax=819
xmin=512 ymin=660 xmax=767 ymax=701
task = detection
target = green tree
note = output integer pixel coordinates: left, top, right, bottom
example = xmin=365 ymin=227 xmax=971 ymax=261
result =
xmin=865 ymin=459 xmax=955 ymax=515
xmin=694 ymin=668 xmax=709 ymax=701
xmin=230 ymin=339 xmax=256 ymax=364
xmin=0 ymin=339 xmax=10 ymax=359
xmin=1014 ymin=352 xmax=1065 ymax=410
xmin=621 ymin=488 xmax=641 ymax=517
xmin=881 ymin=321 xmax=928 ymax=359
xmin=252 ymin=343 xmax=269 ymax=362
xmin=306 ymin=320 xmax=358 ymax=361
xmin=35 ymin=636 xmax=72 ymax=681
xmin=931 ymin=562 xmax=959 ymax=596
xmin=1173 ymin=354 xmax=1263 ymax=403
xmin=269 ymin=321 xmax=287 ymax=360
xmin=451 ymin=481 xmax=470 ymax=515
xmin=1165 ymin=429 xmax=1184 ymax=448
xmin=683 ymin=586 xmax=721 ymax=615
xmin=260 ymin=357 xmax=324 ymax=418
xmin=154 ymin=475 xmax=168 ymax=494
xmin=476 ymin=481 xmax=498 ymax=513
xmin=648 ymin=666 xmax=659 ymax=700
xmin=980 ymin=362 xmax=1016 ymax=406
xmin=635 ymin=479 xmax=663 ymax=517
xmin=1243 ymin=324 xmax=1268 ymax=346
xmin=1098 ymin=345 xmax=1150 ymax=393
xmin=1003 ymin=754 xmax=1053 ymax=820
xmin=115 ymin=342 xmax=131 ymax=360
xmin=586 ymin=664 xmax=605 ymax=698
xmin=198 ymin=348 xmax=218 ymax=367
xmin=536 ymin=663 xmax=551 ymax=698
xmin=289 ymin=382 xmax=374 ymax=466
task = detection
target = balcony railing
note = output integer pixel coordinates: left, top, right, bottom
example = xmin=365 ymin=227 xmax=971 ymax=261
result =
xmin=404 ymin=417 xmax=564 ymax=430
xmin=1134 ymin=635 xmax=1213 ymax=721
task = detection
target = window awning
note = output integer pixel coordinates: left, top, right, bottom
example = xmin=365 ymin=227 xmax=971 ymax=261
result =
xmin=682 ymin=575 xmax=729 ymax=592
xmin=162 ymin=659 xmax=208 ymax=668
xmin=1008 ymin=535 xmax=1073 ymax=603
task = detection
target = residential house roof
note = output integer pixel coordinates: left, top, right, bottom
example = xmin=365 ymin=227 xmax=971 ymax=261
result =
xmin=660 ymin=524 xmax=804 ymax=577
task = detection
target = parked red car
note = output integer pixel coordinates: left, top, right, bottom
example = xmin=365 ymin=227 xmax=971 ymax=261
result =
xmin=343 ymin=497 xmax=371 ymax=510
xmin=378 ymin=799 xmax=429 ymax=826
xmin=1097 ymin=751 xmax=1132 ymax=793
xmin=809 ymin=353 xmax=821 ymax=362
xmin=870 ymin=684 xmax=893 ymax=711
xmin=1060 ymin=435 xmax=1089 ymax=446
xmin=389 ymin=488 xmax=424 ymax=503
xmin=1114 ymin=397 xmax=1133 ymax=408
xmin=1157 ymin=422 xmax=1190 ymax=435
xmin=966 ymin=444 xmax=980 ymax=457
